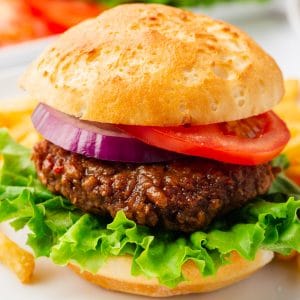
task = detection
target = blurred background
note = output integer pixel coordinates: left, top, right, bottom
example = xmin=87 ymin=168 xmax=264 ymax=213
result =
xmin=0 ymin=0 xmax=300 ymax=76
xmin=0 ymin=0 xmax=299 ymax=45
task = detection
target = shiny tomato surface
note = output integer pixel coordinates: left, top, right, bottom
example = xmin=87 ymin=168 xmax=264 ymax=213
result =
xmin=120 ymin=112 xmax=291 ymax=165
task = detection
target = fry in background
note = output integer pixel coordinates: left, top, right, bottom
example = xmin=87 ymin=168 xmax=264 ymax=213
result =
xmin=0 ymin=231 xmax=35 ymax=283
xmin=274 ymin=80 xmax=300 ymax=261
xmin=274 ymin=80 xmax=300 ymax=184
xmin=0 ymin=97 xmax=40 ymax=148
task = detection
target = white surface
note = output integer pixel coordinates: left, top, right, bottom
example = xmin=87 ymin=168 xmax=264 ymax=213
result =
xmin=0 ymin=36 xmax=57 ymax=70
xmin=1 ymin=7 xmax=300 ymax=300
xmin=0 ymin=36 xmax=57 ymax=100
xmin=233 ymin=16 xmax=300 ymax=78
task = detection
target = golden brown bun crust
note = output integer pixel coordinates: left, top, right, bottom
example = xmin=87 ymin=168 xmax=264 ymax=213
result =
xmin=21 ymin=4 xmax=284 ymax=126
xmin=69 ymin=250 xmax=274 ymax=297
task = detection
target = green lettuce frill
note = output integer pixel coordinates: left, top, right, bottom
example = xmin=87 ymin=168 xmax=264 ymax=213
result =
xmin=0 ymin=128 xmax=299 ymax=288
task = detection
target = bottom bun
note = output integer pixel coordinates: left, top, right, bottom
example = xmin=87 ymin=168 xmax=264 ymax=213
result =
xmin=69 ymin=250 xmax=274 ymax=297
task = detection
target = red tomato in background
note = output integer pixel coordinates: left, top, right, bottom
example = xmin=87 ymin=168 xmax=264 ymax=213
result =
xmin=0 ymin=0 xmax=50 ymax=46
xmin=0 ymin=0 xmax=106 ymax=46
xmin=25 ymin=0 xmax=105 ymax=33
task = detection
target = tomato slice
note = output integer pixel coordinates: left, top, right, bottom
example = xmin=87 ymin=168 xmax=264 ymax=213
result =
xmin=25 ymin=0 xmax=105 ymax=33
xmin=119 ymin=111 xmax=290 ymax=165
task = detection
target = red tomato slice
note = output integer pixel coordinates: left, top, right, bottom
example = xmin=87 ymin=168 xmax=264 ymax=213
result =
xmin=25 ymin=0 xmax=105 ymax=33
xmin=119 ymin=111 xmax=290 ymax=165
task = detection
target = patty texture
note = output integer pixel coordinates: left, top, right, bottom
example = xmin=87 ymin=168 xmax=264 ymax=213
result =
xmin=32 ymin=140 xmax=275 ymax=232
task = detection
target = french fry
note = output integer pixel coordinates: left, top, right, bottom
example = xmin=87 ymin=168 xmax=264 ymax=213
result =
xmin=0 ymin=231 xmax=35 ymax=283
xmin=0 ymin=98 xmax=37 ymax=127
xmin=19 ymin=132 xmax=40 ymax=149
xmin=274 ymin=79 xmax=300 ymax=181
xmin=9 ymin=120 xmax=31 ymax=141
xmin=0 ymin=99 xmax=38 ymax=285
xmin=0 ymin=97 xmax=37 ymax=112
xmin=282 ymin=80 xmax=300 ymax=103
xmin=0 ymin=97 xmax=40 ymax=147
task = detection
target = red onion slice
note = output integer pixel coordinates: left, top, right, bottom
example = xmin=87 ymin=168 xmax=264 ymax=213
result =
xmin=31 ymin=103 xmax=180 ymax=163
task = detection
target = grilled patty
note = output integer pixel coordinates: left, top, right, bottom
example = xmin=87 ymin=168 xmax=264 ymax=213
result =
xmin=32 ymin=140 xmax=275 ymax=232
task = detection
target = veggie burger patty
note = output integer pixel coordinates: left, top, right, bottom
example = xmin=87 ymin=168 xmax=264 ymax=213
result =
xmin=32 ymin=140 xmax=276 ymax=232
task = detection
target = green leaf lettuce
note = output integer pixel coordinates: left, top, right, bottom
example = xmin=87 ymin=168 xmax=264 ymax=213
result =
xmin=0 ymin=128 xmax=299 ymax=288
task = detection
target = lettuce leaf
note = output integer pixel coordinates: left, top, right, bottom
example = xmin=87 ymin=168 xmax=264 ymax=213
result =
xmin=0 ymin=128 xmax=300 ymax=288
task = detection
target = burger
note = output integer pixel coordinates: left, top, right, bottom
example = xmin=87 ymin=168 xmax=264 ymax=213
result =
xmin=0 ymin=3 xmax=299 ymax=297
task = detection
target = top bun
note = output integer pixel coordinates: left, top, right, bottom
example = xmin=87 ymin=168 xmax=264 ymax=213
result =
xmin=21 ymin=4 xmax=284 ymax=126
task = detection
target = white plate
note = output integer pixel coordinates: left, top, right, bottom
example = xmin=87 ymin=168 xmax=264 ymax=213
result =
xmin=0 ymin=36 xmax=57 ymax=70
xmin=1 ymin=12 xmax=300 ymax=300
